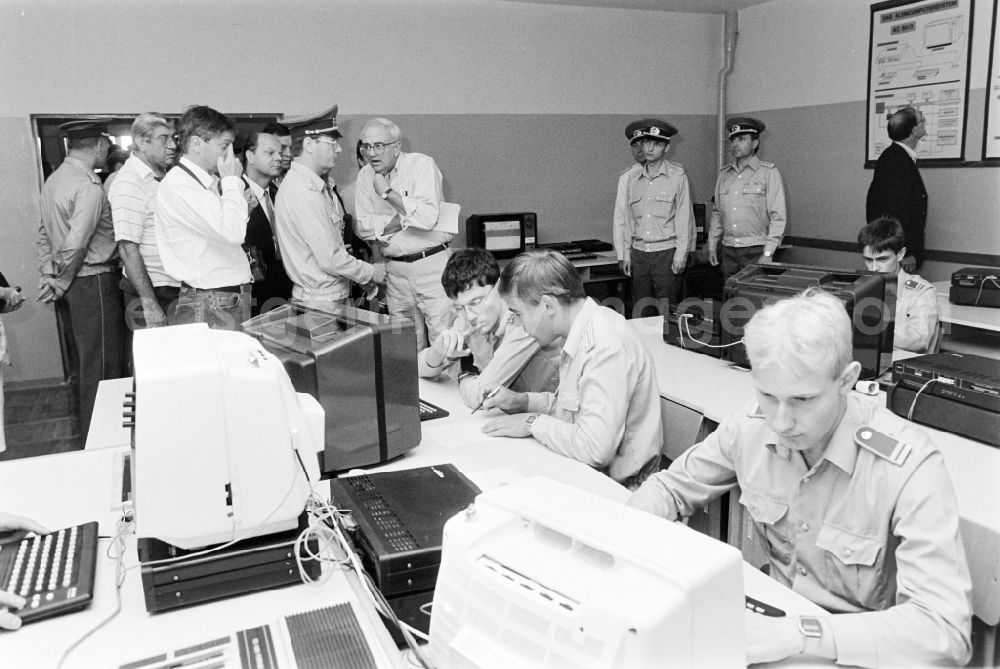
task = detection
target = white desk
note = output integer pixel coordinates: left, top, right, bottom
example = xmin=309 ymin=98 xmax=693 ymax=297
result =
xmin=933 ymin=281 xmax=1000 ymax=333
xmin=7 ymin=374 xmax=825 ymax=668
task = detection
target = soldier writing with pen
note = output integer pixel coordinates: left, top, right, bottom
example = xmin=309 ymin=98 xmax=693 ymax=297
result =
xmin=417 ymin=248 xmax=560 ymax=410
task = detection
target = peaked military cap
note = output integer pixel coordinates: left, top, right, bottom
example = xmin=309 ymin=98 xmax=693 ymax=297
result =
xmin=628 ymin=118 xmax=677 ymax=143
xmin=284 ymin=105 xmax=342 ymax=140
xmin=59 ymin=120 xmax=110 ymax=140
xmin=726 ymin=117 xmax=765 ymax=139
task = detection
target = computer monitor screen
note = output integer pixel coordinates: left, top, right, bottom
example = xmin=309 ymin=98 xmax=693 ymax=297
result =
xmin=484 ymin=219 xmax=522 ymax=252
xmin=243 ymin=303 xmax=421 ymax=477
xmin=466 ymin=212 xmax=537 ymax=259
xmin=720 ymin=263 xmax=895 ymax=379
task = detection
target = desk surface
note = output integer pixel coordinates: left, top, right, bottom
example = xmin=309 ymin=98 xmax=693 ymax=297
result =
xmin=933 ymin=280 xmax=1000 ymax=332
xmin=7 ymin=373 xmax=825 ymax=668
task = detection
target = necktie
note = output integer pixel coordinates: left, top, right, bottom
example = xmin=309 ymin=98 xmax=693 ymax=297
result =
xmin=263 ymin=191 xmax=274 ymax=222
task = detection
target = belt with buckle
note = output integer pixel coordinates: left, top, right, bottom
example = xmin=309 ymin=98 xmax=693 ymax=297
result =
xmin=181 ymin=283 xmax=247 ymax=294
xmin=389 ymin=243 xmax=449 ymax=264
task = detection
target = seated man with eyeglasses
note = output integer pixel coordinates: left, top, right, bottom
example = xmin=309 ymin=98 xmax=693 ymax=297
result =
xmin=354 ymin=117 xmax=453 ymax=350
xmin=418 ymin=248 xmax=560 ymax=409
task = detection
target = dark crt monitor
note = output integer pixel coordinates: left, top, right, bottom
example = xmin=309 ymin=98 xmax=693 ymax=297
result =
xmin=720 ymin=263 xmax=896 ymax=379
xmin=465 ymin=212 xmax=537 ymax=259
xmin=243 ymin=303 xmax=421 ymax=477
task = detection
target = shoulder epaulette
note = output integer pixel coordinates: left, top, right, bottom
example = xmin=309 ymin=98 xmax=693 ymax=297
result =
xmin=581 ymin=324 xmax=595 ymax=352
xmin=667 ymin=160 xmax=685 ymax=172
xmin=903 ymin=277 xmax=931 ymax=291
xmin=88 ymin=173 xmax=101 ymax=186
xmin=748 ymin=406 xmax=766 ymax=419
xmin=759 ymin=160 xmax=775 ymax=169
xmin=854 ymin=426 xmax=910 ymax=466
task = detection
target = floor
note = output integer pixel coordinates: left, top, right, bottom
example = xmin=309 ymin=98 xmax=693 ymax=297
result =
xmin=1 ymin=380 xmax=84 ymax=461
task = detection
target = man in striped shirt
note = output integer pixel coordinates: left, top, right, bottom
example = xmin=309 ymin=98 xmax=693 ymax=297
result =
xmin=109 ymin=113 xmax=180 ymax=337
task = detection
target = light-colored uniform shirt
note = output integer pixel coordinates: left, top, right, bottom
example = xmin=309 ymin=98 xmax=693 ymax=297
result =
xmin=417 ymin=306 xmax=561 ymax=408
xmin=894 ymin=268 xmax=938 ymax=353
xmin=108 ymin=155 xmax=178 ymax=287
xmin=354 ymin=151 xmax=452 ymax=257
xmin=612 ymin=163 xmax=643 ymax=261
xmin=628 ymin=395 xmax=972 ymax=668
xmin=274 ymin=162 xmax=373 ymax=304
xmin=525 ymin=298 xmax=662 ymax=486
xmin=37 ymin=156 xmax=119 ymax=293
xmin=154 ymin=157 xmax=250 ymax=289
xmin=708 ymin=155 xmax=787 ymax=255
xmin=617 ymin=160 xmax=693 ymax=262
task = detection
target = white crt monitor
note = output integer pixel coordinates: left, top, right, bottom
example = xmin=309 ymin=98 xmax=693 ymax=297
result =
xmin=428 ymin=477 xmax=745 ymax=668
xmin=131 ymin=324 xmax=323 ymax=550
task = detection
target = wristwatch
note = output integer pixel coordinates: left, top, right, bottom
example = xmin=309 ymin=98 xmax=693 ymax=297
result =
xmin=380 ymin=188 xmax=393 ymax=200
xmin=524 ymin=414 xmax=538 ymax=430
xmin=798 ymin=616 xmax=823 ymax=655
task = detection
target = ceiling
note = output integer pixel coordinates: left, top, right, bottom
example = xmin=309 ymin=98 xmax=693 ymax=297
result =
xmin=501 ymin=0 xmax=773 ymax=13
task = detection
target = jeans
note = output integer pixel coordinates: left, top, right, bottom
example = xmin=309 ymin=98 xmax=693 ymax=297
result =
xmin=170 ymin=285 xmax=251 ymax=332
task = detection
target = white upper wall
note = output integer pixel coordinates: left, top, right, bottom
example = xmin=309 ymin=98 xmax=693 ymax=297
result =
xmin=729 ymin=0 xmax=993 ymax=110
xmin=0 ymin=0 xmax=722 ymax=116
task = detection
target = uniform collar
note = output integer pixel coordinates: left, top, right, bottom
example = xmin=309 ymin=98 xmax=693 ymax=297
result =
xmin=726 ymin=155 xmax=761 ymax=173
xmin=762 ymin=397 xmax=860 ymax=475
xmin=288 ymin=161 xmax=326 ymax=190
xmin=63 ymin=156 xmax=93 ymax=173
xmin=562 ymin=297 xmax=599 ymax=358
xmin=642 ymin=159 xmax=670 ymax=179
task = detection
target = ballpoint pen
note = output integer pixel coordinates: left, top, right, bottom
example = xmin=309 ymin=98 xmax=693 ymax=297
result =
xmin=471 ymin=386 xmax=502 ymax=414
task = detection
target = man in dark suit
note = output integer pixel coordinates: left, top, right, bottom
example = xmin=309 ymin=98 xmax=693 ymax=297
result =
xmin=241 ymin=129 xmax=292 ymax=316
xmin=866 ymin=106 xmax=927 ymax=272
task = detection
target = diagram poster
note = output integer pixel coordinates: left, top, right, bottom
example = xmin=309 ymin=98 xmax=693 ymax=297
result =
xmin=984 ymin=2 xmax=1000 ymax=160
xmin=867 ymin=0 xmax=974 ymax=164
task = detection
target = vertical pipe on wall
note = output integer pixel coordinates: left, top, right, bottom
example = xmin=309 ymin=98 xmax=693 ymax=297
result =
xmin=718 ymin=10 xmax=739 ymax=171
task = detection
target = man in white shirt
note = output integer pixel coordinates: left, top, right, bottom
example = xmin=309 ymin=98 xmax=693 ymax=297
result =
xmin=109 ymin=112 xmax=180 ymax=334
xmin=274 ymin=107 xmax=384 ymax=310
xmin=481 ymin=250 xmax=662 ymax=488
xmin=354 ymin=117 xmax=452 ymax=350
xmin=154 ymin=105 xmax=250 ymax=330
xmin=858 ymin=216 xmax=938 ymax=353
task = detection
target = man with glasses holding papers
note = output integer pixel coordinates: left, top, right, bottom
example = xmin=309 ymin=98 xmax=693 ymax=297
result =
xmin=354 ymin=117 xmax=452 ymax=350
xmin=418 ymin=249 xmax=559 ymax=409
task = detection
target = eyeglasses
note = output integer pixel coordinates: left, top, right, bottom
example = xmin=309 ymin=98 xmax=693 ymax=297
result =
xmin=360 ymin=141 xmax=399 ymax=156
xmin=151 ymin=133 xmax=175 ymax=145
xmin=452 ymin=284 xmax=497 ymax=318
xmin=314 ymin=137 xmax=341 ymax=147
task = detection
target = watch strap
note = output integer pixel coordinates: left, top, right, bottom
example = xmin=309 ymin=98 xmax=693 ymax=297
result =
xmin=798 ymin=616 xmax=823 ymax=655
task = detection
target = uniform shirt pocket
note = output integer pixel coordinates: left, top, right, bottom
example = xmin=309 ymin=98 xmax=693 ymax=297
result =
xmin=815 ymin=524 xmax=886 ymax=609
xmin=740 ymin=490 xmax=791 ymax=564
xmin=556 ymin=392 xmax=581 ymax=419
xmin=650 ymin=194 xmax=676 ymax=220
xmin=741 ymin=182 xmax=766 ymax=197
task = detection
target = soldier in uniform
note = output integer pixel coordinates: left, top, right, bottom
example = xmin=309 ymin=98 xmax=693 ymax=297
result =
xmin=708 ymin=117 xmax=787 ymax=279
xmin=629 ymin=289 xmax=971 ymax=667
xmin=615 ymin=119 xmax=692 ymax=313
xmin=480 ymin=250 xmax=662 ymax=489
xmin=37 ymin=121 xmax=125 ymax=435
xmin=273 ymin=106 xmax=384 ymax=311
xmin=858 ymin=216 xmax=939 ymax=353
xmin=611 ymin=119 xmax=647 ymax=276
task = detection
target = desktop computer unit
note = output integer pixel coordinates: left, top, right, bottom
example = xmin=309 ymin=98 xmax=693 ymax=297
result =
xmin=330 ymin=465 xmax=481 ymax=638
xmin=243 ymin=303 xmax=422 ymax=476
xmin=428 ymin=477 xmax=746 ymax=668
xmin=950 ymin=266 xmax=1000 ymax=307
xmin=887 ymin=352 xmax=1000 ymax=447
xmin=663 ymin=296 xmax=723 ymax=357
xmin=721 ymin=263 xmax=895 ymax=379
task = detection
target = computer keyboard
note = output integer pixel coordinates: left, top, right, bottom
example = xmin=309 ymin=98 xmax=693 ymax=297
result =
xmin=0 ymin=521 xmax=99 ymax=624
xmin=418 ymin=398 xmax=448 ymax=421
xmin=563 ymin=252 xmax=597 ymax=261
